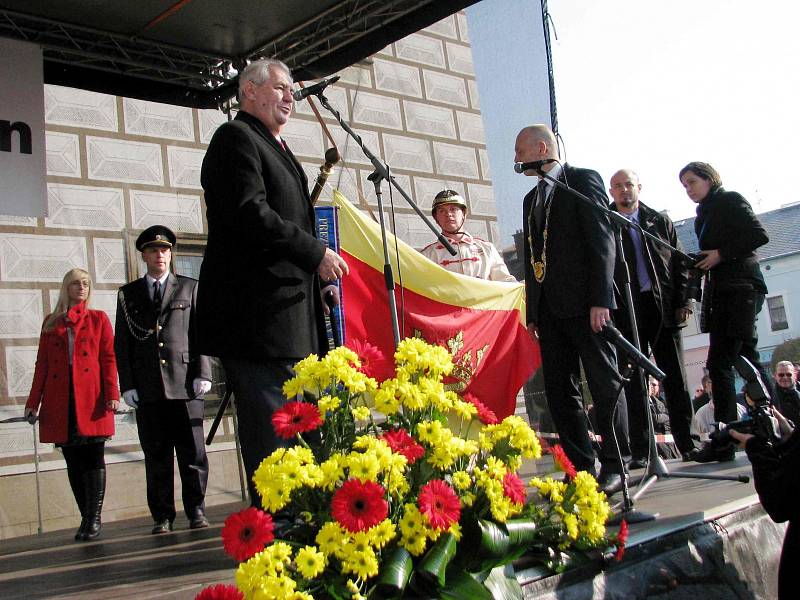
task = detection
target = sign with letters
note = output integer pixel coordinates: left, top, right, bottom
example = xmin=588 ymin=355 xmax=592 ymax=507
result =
xmin=0 ymin=38 xmax=47 ymax=217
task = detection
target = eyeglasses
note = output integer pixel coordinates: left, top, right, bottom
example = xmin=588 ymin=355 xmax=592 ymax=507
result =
xmin=776 ymin=373 xmax=794 ymax=378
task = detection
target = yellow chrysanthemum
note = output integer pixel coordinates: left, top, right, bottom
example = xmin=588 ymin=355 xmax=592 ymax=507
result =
xmin=351 ymin=405 xmax=371 ymax=421
xmin=346 ymin=451 xmax=380 ymax=482
xmin=295 ymin=545 xmax=326 ymax=579
xmin=451 ymin=470 xmax=472 ymax=490
xmin=316 ymin=521 xmax=344 ymax=557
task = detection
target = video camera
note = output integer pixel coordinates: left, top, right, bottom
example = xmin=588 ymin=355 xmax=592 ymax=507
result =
xmin=683 ymin=252 xmax=704 ymax=302
xmin=709 ymin=356 xmax=780 ymax=446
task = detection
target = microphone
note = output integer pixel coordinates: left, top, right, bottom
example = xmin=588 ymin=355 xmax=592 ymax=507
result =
xmin=292 ymin=76 xmax=341 ymax=101
xmin=514 ymin=159 xmax=557 ymax=173
xmin=601 ymin=324 xmax=666 ymax=381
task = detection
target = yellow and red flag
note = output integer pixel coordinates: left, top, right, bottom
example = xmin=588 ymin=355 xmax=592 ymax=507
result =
xmin=333 ymin=191 xmax=540 ymax=419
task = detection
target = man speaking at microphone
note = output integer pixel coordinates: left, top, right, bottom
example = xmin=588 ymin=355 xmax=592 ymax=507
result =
xmin=198 ymin=59 xmax=349 ymax=509
xmin=516 ymin=124 xmax=629 ymax=495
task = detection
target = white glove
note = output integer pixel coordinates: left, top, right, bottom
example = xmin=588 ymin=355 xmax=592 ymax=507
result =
xmin=122 ymin=389 xmax=140 ymax=409
xmin=193 ymin=378 xmax=211 ymax=398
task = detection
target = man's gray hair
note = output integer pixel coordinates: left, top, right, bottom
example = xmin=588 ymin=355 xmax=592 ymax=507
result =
xmin=238 ymin=59 xmax=292 ymax=96
xmin=776 ymin=360 xmax=796 ymax=372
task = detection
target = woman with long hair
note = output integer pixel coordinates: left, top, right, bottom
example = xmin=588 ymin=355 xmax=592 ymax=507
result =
xmin=679 ymin=162 xmax=769 ymax=462
xmin=25 ymin=268 xmax=119 ymax=540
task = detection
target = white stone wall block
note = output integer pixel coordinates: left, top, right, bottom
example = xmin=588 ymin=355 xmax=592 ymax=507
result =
xmin=124 ymin=99 xmax=195 ymax=141
xmin=89 ymin=290 xmax=119 ymax=330
xmin=446 ymin=43 xmax=475 ymax=76
xmin=282 ymin=119 xmax=325 ymax=159
xmin=0 ymin=234 xmax=88 ymax=282
xmin=93 ymin=238 xmax=126 ymax=284
xmin=366 ymin=173 xmax=412 ymax=208
xmin=130 ymin=190 xmax=203 ymax=233
xmin=467 ymin=79 xmax=480 ymax=109
xmin=478 ymin=149 xmax=491 ymax=180
xmin=433 ymin=142 xmax=479 ymax=179
xmin=489 ymin=221 xmax=501 ymax=245
xmin=294 ymin=86 xmax=350 ymax=120
xmin=467 ymin=183 xmax=497 ymax=217
xmin=383 ymin=134 xmax=433 ymax=173
xmin=352 ymin=92 xmax=402 ymax=130
xmin=413 ymin=178 xmax=466 ymax=213
xmin=373 ymin=59 xmax=422 ymax=97
xmin=404 ymin=102 xmax=456 ymax=139
xmin=422 ymin=71 xmax=468 ymax=107
xmin=395 ymin=34 xmax=446 ymax=68
xmin=45 ymin=184 xmax=125 ymax=231
xmin=456 ymin=112 xmax=486 ymax=144
xmin=167 ymin=146 xmax=205 ymax=189
xmin=45 ymin=131 xmax=81 ymax=177
xmin=0 ymin=215 xmax=36 ymax=226
xmin=390 ymin=212 xmax=432 ymax=249
xmin=330 ymin=167 xmax=362 ymax=205
xmin=457 ymin=13 xmax=470 ymax=43
xmin=0 ymin=290 xmax=44 ymax=339
xmin=5 ymin=346 xmax=38 ymax=398
xmin=330 ymin=127 xmax=380 ymax=167
xmin=336 ymin=66 xmax=373 ymax=87
xmin=466 ymin=219 xmax=489 ymax=240
xmin=424 ymin=15 xmax=458 ymax=39
xmin=44 ymin=85 xmax=118 ymax=131
xmin=199 ymin=108 xmax=228 ymax=144
xmin=86 ymin=137 xmax=164 ymax=185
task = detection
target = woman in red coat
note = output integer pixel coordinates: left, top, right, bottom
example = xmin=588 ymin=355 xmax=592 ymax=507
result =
xmin=25 ymin=268 xmax=119 ymax=541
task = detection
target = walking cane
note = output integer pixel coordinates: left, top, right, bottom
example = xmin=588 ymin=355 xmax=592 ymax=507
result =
xmin=2 ymin=415 xmax=44 ymax=533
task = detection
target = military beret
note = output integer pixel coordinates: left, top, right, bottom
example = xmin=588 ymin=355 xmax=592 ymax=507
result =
xmin=136 ymin=225 xmax=176 ymax=251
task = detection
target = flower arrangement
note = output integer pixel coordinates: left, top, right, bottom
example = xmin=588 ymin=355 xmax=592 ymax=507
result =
xmin=197 ymin=338 xmax=625 ymax=600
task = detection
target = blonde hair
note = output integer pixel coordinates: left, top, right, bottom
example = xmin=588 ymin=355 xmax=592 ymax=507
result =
xmin=44 ymin=268 xmax=92 ymax=331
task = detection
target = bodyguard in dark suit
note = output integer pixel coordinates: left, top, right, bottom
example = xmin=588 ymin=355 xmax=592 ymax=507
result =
xmin=198 ymin=59 xmax=348 ymax=509
xmin=516 ymin=125 xmax=629 ymax=495
xmin=115 ymin=225 xmax=213 ymax=533
xmin=608 ymin=169 xmax=696 ymax=465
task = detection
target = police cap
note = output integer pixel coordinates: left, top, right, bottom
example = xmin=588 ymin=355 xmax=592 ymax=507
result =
xmin=136 ymin=225 xmax=176 ymax=251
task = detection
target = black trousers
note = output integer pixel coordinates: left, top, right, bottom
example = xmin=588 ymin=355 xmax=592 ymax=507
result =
xmin=619 ymin=292 xmax=694 ymax=456
xmin=538 ymin=298 xmax=630 ymax=475
xmin=135 ymin=398 xmax=208 ymax=522
xmin=221 ymin=357 xmax=295 ymax=508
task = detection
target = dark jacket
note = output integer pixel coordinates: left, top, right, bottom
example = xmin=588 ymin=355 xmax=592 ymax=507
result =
xmin=694 ymin=187 xmax=768 ymax=293
xmin=776 ymin=386 xmax=800 ymax=428
xmin=198 ymin=111 xmax=328 ymax=361
xmin=26 ymin=303 xmax=118 ymax=443
xmin=611 ymin=201 xmax=690 ymax=328
xmin=115 ymin=274 xmax=211 ymax=401
xmin=523 ymin=164 xmax=616 ymax=325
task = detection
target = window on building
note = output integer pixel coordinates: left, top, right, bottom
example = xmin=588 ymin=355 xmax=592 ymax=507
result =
xmin=767 ymin=295 xmax=789 ymax=331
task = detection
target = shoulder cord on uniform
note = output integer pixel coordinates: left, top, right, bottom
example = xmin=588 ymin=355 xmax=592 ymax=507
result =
xmin=118 ymin=289 xmax=154 ymax=342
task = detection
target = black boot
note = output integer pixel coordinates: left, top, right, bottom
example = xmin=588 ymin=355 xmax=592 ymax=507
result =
xmin=66 ymin=465 xmax=87 ymax=541
xmin=80 ymin=468 xmax=106 ymax=541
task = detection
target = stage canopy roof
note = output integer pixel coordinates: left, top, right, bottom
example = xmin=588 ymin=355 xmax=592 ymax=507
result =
xmin=0 ymin=0 xmax=478 ymax=109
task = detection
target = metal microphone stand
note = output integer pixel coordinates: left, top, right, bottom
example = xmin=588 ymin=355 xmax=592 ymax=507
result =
xmin=533 ymin=165 xmax=750 ymax=524
xmin=314 ymin=90 xmax=456 ymax=349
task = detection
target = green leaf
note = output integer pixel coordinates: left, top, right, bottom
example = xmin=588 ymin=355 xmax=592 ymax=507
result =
xmin=481 ymin=564 xmax=524 ymax=600
xmin=437 ymin=567 xmax=494 ymax=600
xmin=476 ymin=520 xmax=510 ymax=559
xmin=416 ymin=532 xmax=458 ymax=588
xmin=372 ymin=547 xmax=413 ymax=597
xmin=504 ymin=518 xmax=538 ymax=547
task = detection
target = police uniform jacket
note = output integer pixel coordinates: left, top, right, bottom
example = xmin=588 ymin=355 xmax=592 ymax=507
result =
xmin=115 ymin=274 xmax=211 ymax=401
xmin=198 ymin=110 xmax=328 ymax=361
xmin=26 ymin=303 xmax=118 ymax=443
xmin=610 ymin=201 xmax=690 ymax=328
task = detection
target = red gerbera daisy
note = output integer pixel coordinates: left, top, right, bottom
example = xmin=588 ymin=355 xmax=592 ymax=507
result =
xmin=418 ymin=479 xmax=461 ymax=530
xmin=331 ymin=479 xmax=388 ymax=533
xmin=615 ymin=519 xmax=629 ymax=562
xmin=502 ymin=471 xmax=527 ymax=505
xmin=463 ymin=392 xmax=499 ymax=425
xmin=550 ymin=444 xmax=577 ymax=480
xmin=221 ymin=507 xmax=275 ymax=562
xmin=380 ymin=428 xmax=425 ymax=464
xmin=195 ymin=584 xmax=244 ymax=600
xmin=347 ymin=338 xmax=394 ymax=382
xmin=272 ymin=401 xmax=323 ymax=439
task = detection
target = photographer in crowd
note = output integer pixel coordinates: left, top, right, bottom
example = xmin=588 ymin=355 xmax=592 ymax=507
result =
xmin=679 ymin=162 xmax=770 ymax=462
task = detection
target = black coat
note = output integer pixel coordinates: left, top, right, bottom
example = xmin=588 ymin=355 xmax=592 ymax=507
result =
xmin=198 ymin=111 xmax=328 ymax=361
xmin=523 ymin=164 xmax=616 ymax=325
xmin=611 ymin=201 xmax=690 ymax=328
xmin=776 ymin=387 xmax=800 ymax=428
xmin=694 ymin=187 xmax=768 ymax=292
xmin=115 ymin=274 xmax=212 ymax=401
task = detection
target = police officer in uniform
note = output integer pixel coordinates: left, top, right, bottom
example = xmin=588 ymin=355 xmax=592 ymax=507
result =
xmin=115 ymin=225 xmax=213 ymax=533
xmin=420 ymin=189 xmax=516 ymax=282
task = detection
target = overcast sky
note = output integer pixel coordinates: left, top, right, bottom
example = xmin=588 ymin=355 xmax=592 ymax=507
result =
xmin=470 ymin=0 xmax=800 ymax=248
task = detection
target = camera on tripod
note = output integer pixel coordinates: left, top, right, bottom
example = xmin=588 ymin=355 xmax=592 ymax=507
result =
xmin=709 ymin=356 xmax=780 ymax=446
xmin=683 ymin=252 xmax=704 ymax=302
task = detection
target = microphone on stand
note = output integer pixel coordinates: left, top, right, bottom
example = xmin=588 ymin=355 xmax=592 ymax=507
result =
xmin=292 ymin=76 xmax=341 ymax=101
xmin=514 ymin=159 xmax=557 ymax=174
xmin=310 ymin=148 xmax=341 ymax=205
xmin=601 ymin=323 xmax=666 ymax=381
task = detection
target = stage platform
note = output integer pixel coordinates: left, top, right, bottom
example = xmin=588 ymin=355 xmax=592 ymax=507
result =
xmin=0 ymin=455 xmax=783 ymax=599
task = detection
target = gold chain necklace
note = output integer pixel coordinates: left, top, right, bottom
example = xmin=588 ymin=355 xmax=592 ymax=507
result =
xmin=527 ymin=195 xmax=552 ymax=283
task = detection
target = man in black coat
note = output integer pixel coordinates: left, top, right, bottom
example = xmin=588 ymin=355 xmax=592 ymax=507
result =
xmin=608 ymin=169 xmax=695 ymax=465
xmin=774 ymin=361 xmax=800 ymax=425
xmin=517 ymin=125 xmax=629 ymax=495
xmin=198 ymin=58 xmax=348 ymax=508
xmin=115 ymin=225 xmax=213 ymax=533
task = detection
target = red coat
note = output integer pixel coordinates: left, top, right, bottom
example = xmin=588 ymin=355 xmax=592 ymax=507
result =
xmin=26 ymin=303 xmax=119 ymax=444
